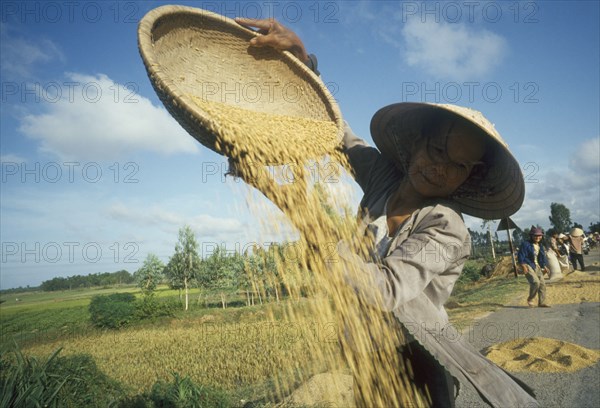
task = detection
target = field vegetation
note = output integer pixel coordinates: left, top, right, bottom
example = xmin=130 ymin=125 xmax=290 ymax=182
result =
xmin=1 ymin=252 xmax=527 ymax=407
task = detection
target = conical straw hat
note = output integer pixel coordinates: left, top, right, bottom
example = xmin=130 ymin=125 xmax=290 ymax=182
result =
xmin=570 ymin=227 xmax=584 ymax=237
xmin=138 ymin=5 xmax=343 ymax=163
xmin=370 ymin=103 xmax=525 ymax=220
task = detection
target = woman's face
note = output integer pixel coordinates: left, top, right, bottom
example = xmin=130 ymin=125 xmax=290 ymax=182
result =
xmin=407 ymin=121 xmax=486 ymax=198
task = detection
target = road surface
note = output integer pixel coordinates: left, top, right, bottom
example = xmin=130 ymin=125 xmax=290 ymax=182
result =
xmin=456 ymin=248 xmax=600 ymax=408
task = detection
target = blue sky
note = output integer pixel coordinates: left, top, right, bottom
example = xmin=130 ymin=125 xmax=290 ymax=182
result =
xmin=1 ymin=1 xmax=599 ymax=289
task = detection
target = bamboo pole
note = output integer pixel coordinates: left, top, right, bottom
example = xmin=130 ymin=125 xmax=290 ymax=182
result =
xmin=506 ymin=224 xmax=518 ymax=278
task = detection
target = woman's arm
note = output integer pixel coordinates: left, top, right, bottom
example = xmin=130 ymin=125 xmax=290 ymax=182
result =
xmin=236 ymin=17 xmax=382 ymax=193
xmin=341 ymin=123 xmax=383 ymax=193
xmin=516 ymin=242 xmax=529 ymax=265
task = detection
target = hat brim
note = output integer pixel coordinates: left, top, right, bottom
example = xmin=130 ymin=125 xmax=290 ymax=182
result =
xmin=370 ymin=103 xmax=525 ymax=220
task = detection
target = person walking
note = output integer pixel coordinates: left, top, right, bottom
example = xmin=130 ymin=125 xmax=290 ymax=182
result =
xmin=569 ymin=228 xmax=586 ymax=271
xmin=518 ymin=226 xmax=550 ymax=307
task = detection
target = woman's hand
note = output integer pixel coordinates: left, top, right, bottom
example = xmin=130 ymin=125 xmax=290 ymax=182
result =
xmin=235 ymin=17 xmax=309 ymax=63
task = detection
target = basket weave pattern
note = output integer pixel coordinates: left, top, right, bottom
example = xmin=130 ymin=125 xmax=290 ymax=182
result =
xmin=138 ymin=6 xmax=343 ymax=160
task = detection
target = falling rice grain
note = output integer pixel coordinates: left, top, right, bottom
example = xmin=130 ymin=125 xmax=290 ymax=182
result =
xmin=186 ymin=97 xmax=427 ymax=406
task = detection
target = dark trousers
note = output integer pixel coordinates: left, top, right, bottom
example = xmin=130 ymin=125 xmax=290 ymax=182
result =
xmin=570 ymin=253 xmax=585 ymax=270
xmin=348 ymin=317 xmax=456 ymax=408
xmin=399 ymin=337 xmax=456 ymax=408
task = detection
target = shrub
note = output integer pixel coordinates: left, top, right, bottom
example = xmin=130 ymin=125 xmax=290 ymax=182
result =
xmin=1 ymin=347 xmax=66 ymax=408
xmin=89 ymin=292 xmax=180 ymax=329
xmin=148 ymin=373 xmax=231 ymax=408
xmin=1 ymin=346 xmax=124 ymax=408
xmin=134 ymin=295 xmax=177 ymax=320
xmin=89 ymin=293 xmax=136 ymax=329
xmin=457 ymin=261 xmax=483 ymax=284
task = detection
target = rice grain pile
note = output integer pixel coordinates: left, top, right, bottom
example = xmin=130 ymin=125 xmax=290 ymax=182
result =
xmin=544 ymin=270 xmax=600 ymax=305
xmin=187 ymin=96 xmax=428 ymax=406
xmin=190 ymin=96 xmax=340 ymax=162
xmin=485 ymin=337 xmax=600 ymax=373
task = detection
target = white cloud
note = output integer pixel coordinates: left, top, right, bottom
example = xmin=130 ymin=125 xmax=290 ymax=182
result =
xmin=106 ymin=202 xmax=243 ymax=240
xmin=399 ymin=18 xmax=508 ymax=80
xmin=465 ymin=138 xmax=599 ymax=232
xmin=0 ymin=153 xmax=27 ymax=163
xmin=569 ymin=137 xmax=600 ymax=173
xmin=0 ymin=24 xmax=65 ymax=79
xmin=18 ymin=73 xmax=199 ymax=160
xmin=514 ymin=139 xmax=599 ymax=231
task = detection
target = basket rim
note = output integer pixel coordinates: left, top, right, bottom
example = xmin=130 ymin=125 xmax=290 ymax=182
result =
xmin=137 ymin=4 xmax=344 ymax=155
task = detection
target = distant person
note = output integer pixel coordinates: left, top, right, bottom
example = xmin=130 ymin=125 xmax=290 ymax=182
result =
xmin=546 ymin=231 xmax=563 ymax=281
xmin=517 ymin=226 xmax=550 ymax=307
xmin=569 ymin=228 xmax=586 ymax=271
xmin=549 ymin=231 xmax=561 ymax=256
xmin=557 ymin=233 xmax=572 ymax=272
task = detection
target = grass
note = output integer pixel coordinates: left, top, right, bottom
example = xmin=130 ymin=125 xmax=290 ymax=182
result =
xmin=0 ymin=286 xmax=141 ymax=347
xmin=0 ymin=284 xmax=257 ymax=345
xmin=0 ymin=259 xmax=526 ymax=341
xmin=1 ymin=258 xmax=530 ymax=406
xmin=448 ymin=265 xmax=529 ymax=329
xmin=0 ymin=305 xmax=91 ymax=346
xmin=0 ymin=285 xmax=137 ymax=309
xmin=16 ymin=300 xmax=340 ymax=407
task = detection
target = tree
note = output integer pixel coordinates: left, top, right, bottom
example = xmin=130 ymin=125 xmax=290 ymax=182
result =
xmin=199 ymin=246 xmax=244 ymax=309
xmin=480 ymin=220 xmax=497 ymax=260
xmin=113 ymin=269 xmax=134 ymax=285
xmin=313 ymin=182 xmax=354 ymax=229
xmin=165 ymin=269 xmax=185 ymax=301
xmin=512 ymin=228 xmax=523 ymax=249
xmin=242 ymin=244 xmax=285 ymax=305
xmin=548 ymin=202 xmax=572 ymax=233
xmin=164 ymin=226 xmax=201 ymax=311
xmin=40 ymin=270 xmax=134 ymax=291
xmin=589 ymin=222 xmax=600 ymax=234
xmin=134 ymin=254 xmax=164 ymax=296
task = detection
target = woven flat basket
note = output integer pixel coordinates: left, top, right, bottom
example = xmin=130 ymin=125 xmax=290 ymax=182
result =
xmin=138 ymin=5 xmax=344 ymax=162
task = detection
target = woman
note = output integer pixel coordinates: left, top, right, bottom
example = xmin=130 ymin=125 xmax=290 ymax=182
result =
xmin=236 ymin=17 xmax=538 ymax=408
xmin=517 ymin=227 xmax=550 ymax=307
xmin=557 ymin=233 xmax=573 ymax=271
